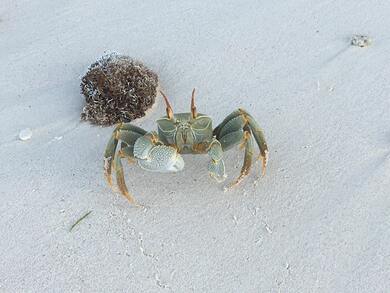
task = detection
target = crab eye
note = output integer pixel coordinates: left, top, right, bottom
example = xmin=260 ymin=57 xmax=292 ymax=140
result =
xmin=191 ymin=116 xmax=211 ymax=131
xmin=157 ymin=118 xmax=176 ymax=133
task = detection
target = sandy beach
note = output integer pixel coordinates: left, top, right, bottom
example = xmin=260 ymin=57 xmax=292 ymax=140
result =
xmin=1 ymin=0 xmax=389 ymax=292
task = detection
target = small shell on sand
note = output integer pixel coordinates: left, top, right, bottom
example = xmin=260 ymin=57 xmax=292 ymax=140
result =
xmin=351 ymin=35 xmax=372 ymax=47
xmin=19 ymin=128 xmax=32 ymax=141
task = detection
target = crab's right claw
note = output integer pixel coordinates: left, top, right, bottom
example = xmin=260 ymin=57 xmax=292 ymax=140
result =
xmin=134 ymin=139 xmax=185 ymax=173
xmin=207 ymin=138 xmax=227 ymax=182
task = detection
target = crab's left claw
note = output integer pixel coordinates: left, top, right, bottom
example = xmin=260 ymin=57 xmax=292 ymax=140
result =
xmin=207 ymin=138 xmax=227 ymax=182
xmin=208 ymin=159 xmax=226 ymax=182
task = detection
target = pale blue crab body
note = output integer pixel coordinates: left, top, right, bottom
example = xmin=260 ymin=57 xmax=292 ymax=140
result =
xmin=157 ymin=113 xmax=213 ymax=154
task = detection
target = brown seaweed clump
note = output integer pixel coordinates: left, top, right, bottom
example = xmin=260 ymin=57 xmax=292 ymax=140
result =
xmin=80 ymin=53 xmax=159 ymax=126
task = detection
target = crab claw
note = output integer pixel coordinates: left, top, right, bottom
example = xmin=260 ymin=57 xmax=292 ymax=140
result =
xmin=208 ymin=159 xmax=227 ymax=182
xmin=206 ymin=138 xmax=227 ymax=182
xmin=137 ymin=145 xmax=184 ymax=173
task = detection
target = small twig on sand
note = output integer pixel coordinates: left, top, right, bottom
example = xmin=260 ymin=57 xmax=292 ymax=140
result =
xmin=69 ymin=211 xmax=92 ymax=232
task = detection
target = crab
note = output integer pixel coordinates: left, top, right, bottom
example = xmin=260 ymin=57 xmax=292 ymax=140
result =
xmin=104 ymin=89 xmax=268 ymax=204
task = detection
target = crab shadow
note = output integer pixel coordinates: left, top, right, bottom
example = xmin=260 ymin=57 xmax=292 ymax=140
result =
xmin=117 ymin=149 xmax=249 ymax=206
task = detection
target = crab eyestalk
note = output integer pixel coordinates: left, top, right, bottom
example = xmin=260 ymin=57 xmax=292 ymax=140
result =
xmin=159 ymin=90 xmax=174 ymax=119
xmin=191 ymin=88 xmax=197 ymax=118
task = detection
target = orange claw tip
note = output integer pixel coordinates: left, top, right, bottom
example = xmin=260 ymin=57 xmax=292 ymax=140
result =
xmin=261 ymin=165 xmax=266 ymax=177
xmin=260 ymin=154 xmax=268 ymax=177
xmin=123 ymin=191 xmax=133 ymax=202
xmin=122 ymin=192 xmax=143 ymax=207
xmin=105 ymin=174 xmax=113 ymax=186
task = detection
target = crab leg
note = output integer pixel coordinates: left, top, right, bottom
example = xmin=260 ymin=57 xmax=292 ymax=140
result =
xmin=213 ymin=109 xmax=268 ymax=187
xmin=103 ymin=123 xmax=146 ymax=202
xmin=216 ymin=126 xmax=255 ymax=187
xmin=113 ymin=149 xmax=137 ymax=204
xmin=104 ymin=124 xmax=146 ymax=185
xmin=243 ymin=111 xmax=268 ymax=175
xmin=213 ymin=109 xmax=268 ymax=176
xmin=104 ymin=130 xmax=119 ymax=186
xmin=120 ymin=144 xmax=136 ymax=164
xmin=228 ymin=127 xmax=254 ymax=187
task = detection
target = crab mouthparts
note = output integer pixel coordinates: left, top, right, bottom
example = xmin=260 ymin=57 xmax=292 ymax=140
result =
xmin=181 ymin=133 xmax=188 ymax=143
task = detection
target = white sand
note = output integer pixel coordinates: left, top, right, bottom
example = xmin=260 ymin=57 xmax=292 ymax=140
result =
xmin=1 ymin=0 xmax=389 ymax=292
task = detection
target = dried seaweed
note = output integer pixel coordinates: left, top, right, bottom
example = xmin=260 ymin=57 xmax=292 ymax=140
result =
xmin=80 ymin=53 xmax=158 ymax=126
